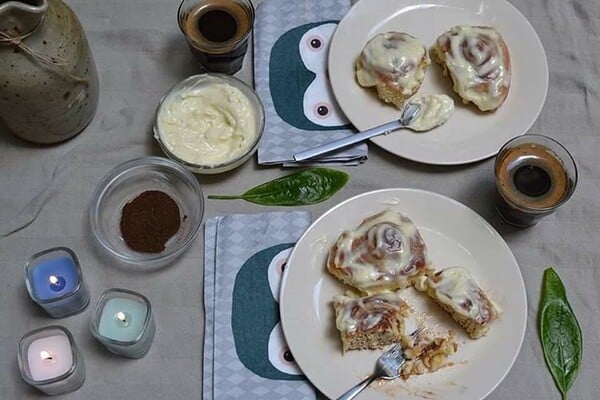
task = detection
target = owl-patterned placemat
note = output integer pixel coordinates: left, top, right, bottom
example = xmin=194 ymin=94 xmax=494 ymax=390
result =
xmin=204 ymin=212 xmax=327 ymax=399
xmin=254 ymin=0 xmax=367 ymax=166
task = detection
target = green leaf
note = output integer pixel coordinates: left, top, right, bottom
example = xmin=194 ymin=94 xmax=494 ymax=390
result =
xmin=539 ymin=267 xmax=583 ymax=400
xmin=208 ymin=168 xmax=349 ymax=206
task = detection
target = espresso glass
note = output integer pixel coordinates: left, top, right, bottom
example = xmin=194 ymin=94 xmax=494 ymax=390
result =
xmin=494 ymin=135 xmax=577 ymax=227
xmin=178 ymin=0 xmax=254 ymax=74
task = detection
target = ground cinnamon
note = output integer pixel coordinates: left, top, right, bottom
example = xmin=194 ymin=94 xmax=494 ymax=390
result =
xmin=120 ymin=190 xmax=181 ymax=253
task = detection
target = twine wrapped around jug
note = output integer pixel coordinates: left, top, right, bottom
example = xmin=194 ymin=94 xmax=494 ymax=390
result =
xmin=0 ymin=30 xmax=88 ymax=85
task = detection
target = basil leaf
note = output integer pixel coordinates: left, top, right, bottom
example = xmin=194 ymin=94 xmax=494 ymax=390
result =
xmin=208 ymin=168 xmax=349 ymax=206
xmin=539 ymin=267 xmax=583 ymax=400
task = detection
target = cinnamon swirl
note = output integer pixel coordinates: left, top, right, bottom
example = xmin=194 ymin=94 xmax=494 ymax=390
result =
xmin=327 ymin=210 xmax=432 ymax=293
xmin=415 ymin=267 xmax=501 ymax=339
xmin=356 ymin=32 xmax=430 ymax=108
xmin=333 ymin=291 xmax=410 ymax=352
xmin=433 ymin=26 xmax=511 ymax=111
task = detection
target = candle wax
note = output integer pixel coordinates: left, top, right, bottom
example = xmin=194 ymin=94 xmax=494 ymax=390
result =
xmin=27 ymin=334 xmax=73 ymax=382
xmin=30 ymin=257 xmax=78 ymax=301
xmin=98 ymin=298 xmax=148 ymax=342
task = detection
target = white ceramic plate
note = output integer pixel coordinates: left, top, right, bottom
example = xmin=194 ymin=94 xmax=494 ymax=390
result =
xmin=328 ymin=0 xmax=548 ymax=165
xmin=280 ymin=189 xmax=526 ymax=400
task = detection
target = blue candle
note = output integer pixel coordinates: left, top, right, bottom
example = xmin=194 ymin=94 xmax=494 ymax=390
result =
xmin=24 ymin=248 xmax=89 ymax=318
xmin=30 ymin=257 xmax=78 ymax=300
xmin=90 ymin=289 xmax=155 ymax=358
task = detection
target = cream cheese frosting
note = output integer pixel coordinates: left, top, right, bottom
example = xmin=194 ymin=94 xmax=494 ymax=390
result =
xmin=421 ymin=267 xmax=501 ymax=323
xmin=333 ymin=292 xmax=408 ymax=334
xmin=407 ymin=94 xmax=454 ymax=131
xmin=157 ymin=83 xmax=257 ymax=166
xmin=327 ymin=210 xmax=430 ymax=292
xmin=356 ymin=32 xmax=429 ymax=96
xmin=434 ymin=25 xmax=511 ymax=111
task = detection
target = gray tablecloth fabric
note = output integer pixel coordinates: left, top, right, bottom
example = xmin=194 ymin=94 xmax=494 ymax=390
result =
xmin=0 ymin=0 xmax=598 ymax=398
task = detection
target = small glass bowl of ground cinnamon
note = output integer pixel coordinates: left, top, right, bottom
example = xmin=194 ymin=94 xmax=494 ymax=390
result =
xmin=89 ymin=157 xmax=204 ymax=268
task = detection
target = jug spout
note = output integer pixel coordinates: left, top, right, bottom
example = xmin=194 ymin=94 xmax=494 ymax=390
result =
xmin=0 ymin=0 xmax=48 ymax=38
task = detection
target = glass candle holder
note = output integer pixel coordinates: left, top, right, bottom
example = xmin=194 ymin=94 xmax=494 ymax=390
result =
xmin=90 ymin=288 xmax=155 ymax=358
xmin=17 ymin=326 xmax=85 ymax=396
xmin=24 ymin=247 xmax=90 ymax=318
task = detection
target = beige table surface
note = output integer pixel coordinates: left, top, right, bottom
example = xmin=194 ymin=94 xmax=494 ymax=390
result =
xmin=1 ymin=0 xmax=599 ymax=398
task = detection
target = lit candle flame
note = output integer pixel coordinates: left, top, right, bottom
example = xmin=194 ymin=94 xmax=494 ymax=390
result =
xmin=40 ymin=351 xmax=54 ymax=362
xmin=117 ymin=312 xmax=127 ymax=322
xmin=49 ymin=275 xmax=59 ymax=285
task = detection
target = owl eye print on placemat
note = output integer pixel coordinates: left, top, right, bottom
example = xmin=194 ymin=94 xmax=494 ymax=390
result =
xmin=269 ymin=22 xmax=350 ymax=131
xmin=231 ymin=244 xmax=304 ymax=380
xmin=255 ymin=0 xmax=365 ymax=165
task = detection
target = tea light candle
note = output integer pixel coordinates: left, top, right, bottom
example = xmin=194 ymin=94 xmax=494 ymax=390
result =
xmin=17 ymin=326 xmax=85 ymax=395
xmin=90 ymin=288 xmax=155 ymax=358
xmin=24 ymin=247 xmax=90 ymax=318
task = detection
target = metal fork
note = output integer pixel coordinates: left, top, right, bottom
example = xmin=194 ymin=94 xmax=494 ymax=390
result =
xmin=337 ymin=328 xmax=422 ymax=400
xmin=293 ymin=103 xmax=421 ymax=162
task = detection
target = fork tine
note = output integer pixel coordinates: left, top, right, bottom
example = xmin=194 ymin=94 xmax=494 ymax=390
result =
xmin=409 ymin=327 xmax=424 ymax=337
xmin=380 ymin=343 xmax=402 ymax=359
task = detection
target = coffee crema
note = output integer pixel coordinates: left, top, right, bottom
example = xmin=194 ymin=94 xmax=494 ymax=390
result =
xmin=496 ymin=143 xmax=571 ymax=209
xmin=182 ymin=0 xmax=252 ymax=50
xmin=179 ymin=0 xmax=254 ymax=74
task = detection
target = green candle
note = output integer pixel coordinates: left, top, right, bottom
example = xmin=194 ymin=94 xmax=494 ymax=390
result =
xmin=98 ymin=298 xmax=147 ymax=342
xmin=91 ymin=289 xmax=155 ymax=358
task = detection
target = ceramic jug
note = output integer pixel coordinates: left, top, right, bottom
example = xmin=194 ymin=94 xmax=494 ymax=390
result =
xmin=0 ymin=0 xmax=99 ymax=144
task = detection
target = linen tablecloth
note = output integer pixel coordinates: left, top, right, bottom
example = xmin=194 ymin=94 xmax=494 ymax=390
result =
xmin=0 ymin=0 xmax=598 ymax=398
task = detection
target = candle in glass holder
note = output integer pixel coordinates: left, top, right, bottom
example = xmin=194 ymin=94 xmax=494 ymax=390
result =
xmin=17 ymin=326 xmax=85 ymax=395
xmin=90 ymin=288 xmax=155 ymax=358
xmin=24 ymin=247 xmax=89 ymax=318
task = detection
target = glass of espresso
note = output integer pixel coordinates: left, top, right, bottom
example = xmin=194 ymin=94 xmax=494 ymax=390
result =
xmin=178 ymin=0 xmax=254 ymax=74
xmin=494 ymin=135 xmax=577 ymax=227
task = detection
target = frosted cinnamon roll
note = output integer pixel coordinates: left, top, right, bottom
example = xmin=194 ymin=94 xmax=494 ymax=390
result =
xmin=327 ymin=210 xmax=432 ymax=293
xmin=333 ymin=291 xmax=410 ymax=352
xmin=414 ymin=267 xmax=501 ymax=339
xmin=356 ymin=32 xmax=430 ymax=108
xmin=433 ymin=26 xmax=511 ymax=111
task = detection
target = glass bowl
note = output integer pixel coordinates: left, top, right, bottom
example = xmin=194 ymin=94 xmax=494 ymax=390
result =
xmin=89 ymin=157 xmax=204 ymax=268
xmin=153 ymin=73 xmax=265 ymax=174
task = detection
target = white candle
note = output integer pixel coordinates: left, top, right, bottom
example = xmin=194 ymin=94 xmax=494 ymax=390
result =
xmin=18 ymin=326 xmax=85 ymax=395
xmin=27 ymin=334 xmax=73 ymax=381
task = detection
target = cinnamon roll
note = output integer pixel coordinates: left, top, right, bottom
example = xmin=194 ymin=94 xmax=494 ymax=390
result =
xmin=414 ymin=267 xmax=501 ymax=339
xmin=327 ymin=210 xmax=432 ymax=293
xmin=333 ymin=291 xmax=410 ymax=352
xmin=356 ymin=32 xmax=430 ymax=108
xmin=400 ymin=329 xmax=458 ymax=379
xmin=433 ymin=26 xmax=511 ymax=111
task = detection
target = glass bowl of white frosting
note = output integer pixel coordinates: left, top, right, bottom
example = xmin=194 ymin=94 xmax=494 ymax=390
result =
xmin=153 ymin=73 xmax=265 ymax=174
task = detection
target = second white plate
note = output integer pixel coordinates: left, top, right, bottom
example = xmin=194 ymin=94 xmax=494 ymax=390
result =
xmin=328 ymin=0 xmax=548 ymax=165
xmin=280 ymin=189 xmax=527 ymax=400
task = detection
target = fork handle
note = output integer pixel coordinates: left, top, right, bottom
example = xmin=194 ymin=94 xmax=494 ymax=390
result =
xmin=293 ymin=120 xmax=403 ymax=162
xmin=336 ymin=374 xmax=378 ymax=400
